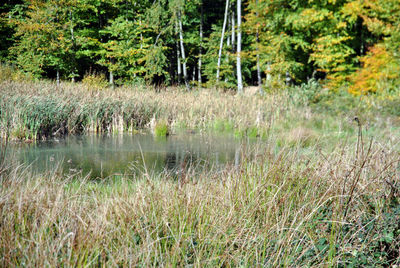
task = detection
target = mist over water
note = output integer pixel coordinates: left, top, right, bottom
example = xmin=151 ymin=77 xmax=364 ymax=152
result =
xmin=7 ymin=133 xmax=250 ymax=178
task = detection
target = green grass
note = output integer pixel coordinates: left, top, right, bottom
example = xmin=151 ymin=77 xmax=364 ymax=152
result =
xmin=154 ymin=121 xmax=169 ymax=137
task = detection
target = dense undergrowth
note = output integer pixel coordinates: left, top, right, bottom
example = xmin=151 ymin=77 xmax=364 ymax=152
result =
xmin=0 ymin=133 xmax=399 ymax=266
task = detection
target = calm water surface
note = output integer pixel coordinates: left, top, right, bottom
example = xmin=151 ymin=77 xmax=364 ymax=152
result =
xmin=8 ymin=133 xmax=250 ymax=178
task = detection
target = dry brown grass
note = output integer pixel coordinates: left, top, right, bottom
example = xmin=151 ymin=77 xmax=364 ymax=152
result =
xmin=1 ymin=78 xmax=400 ymax=266
xmin=0 ymin=137 xmax=399 ymax=266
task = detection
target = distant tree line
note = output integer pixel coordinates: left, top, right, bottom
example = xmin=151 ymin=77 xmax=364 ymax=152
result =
xmin=1 ymin=0 xmax=399 ymax=93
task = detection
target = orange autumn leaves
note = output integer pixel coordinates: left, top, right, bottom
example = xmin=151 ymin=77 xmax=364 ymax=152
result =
xmin=349 ymin=45 xmax=400 ymax=95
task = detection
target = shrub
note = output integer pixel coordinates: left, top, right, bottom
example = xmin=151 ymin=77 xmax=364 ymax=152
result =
xmin=82 ymin=71 xmax=109 ymax=90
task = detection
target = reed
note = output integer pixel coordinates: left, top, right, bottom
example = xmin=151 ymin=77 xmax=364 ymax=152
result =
xmin=1 ymin=79 xmax=396 ymax=146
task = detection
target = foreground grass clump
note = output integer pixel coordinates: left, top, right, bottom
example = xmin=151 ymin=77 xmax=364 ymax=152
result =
xmin=1 ymin=138 xmax=399 ymax=266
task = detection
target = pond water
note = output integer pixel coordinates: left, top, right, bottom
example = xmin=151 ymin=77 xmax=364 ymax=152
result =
xmin=6 ymin=133 xmax=252 ymax=178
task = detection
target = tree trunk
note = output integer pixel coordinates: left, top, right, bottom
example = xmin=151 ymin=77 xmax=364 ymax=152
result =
xmin=56 ymin=69 xmax=60 ymax=86
xmin=236 ymin=0 xmax=243 ymax=94
xmin=216 ymin=0 xmax=230 ymax=83
xmin=285 ymin=71 xmax=291 ymax=86
xmin=198 ymin=1 xmax=203 ymax=86
xmin=256 ymin=0 xmax=262 ymax=94
xmin=70 ymin=9 xmax=76 ymax=84
xmin=70 ymin=10 xmax=74 ymax=41
xmin=176 ymin=39 xmax=182 ymax=84
xmin=109 ymin=70 xmax=114 ymax=89
xmin=256 ymin=44 xmax=262 ymax=89
xmin=227 ymin=11 xmax=231 ymax=47
xmin=231 ymin=8 xmax=235 ymax=52
xmin=266 ymin=62 xmax=271 ymax=84
xmin=178 ymin=11 xmax=190 ymax=90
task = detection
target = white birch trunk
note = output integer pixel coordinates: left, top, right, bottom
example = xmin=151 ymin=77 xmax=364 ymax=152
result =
xmin=285 ymin=71 xmax=291 ymax=86
xmin=236 ymin=0 xmax=243 ymax=94
xmin=178 ymin=11 xmax=189 ymax=90
xmin=70 ymin=9 xmax=76 ymax=83
xmin=56 ymin=69 xmax=60 ymax=86
xmin=231 ymin=9 xmax=235 ymax=51
xmin=227 ymin=11 xmax=231 ymax=47
xmin=255 ymin=0 xmax=262 ymax=93
xmin=176 ymin=38 xmax=182 ymax=84
xmin=109 ymin=70 xmax=114 ymax=89
xmin=198 ymin=1 xmax=203 ymax=86
xmin=256 ymin=47 xmax=261 ymax=87
xmin=266 ymin=62 xmax=271 ymax=83
xmin=216 ymin=0 xmax=230 ymax=83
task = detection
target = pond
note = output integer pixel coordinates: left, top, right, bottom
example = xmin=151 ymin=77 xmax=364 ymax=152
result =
xmin=6 ymin=133 xmax=254 ymax=178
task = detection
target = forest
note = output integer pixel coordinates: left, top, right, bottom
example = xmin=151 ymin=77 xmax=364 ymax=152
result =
xmin=1 ymin=0 xmax=399 ymax=94
xmin=1 ymin=1 xmax=400 ymax=267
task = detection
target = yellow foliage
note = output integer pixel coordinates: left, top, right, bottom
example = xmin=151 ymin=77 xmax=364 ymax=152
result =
xmin=81 ymin=72 xmax=109 ymax=90
xmin=349 ymin=44 xmax=400 ymax=95
xmin=0 ymin=64 xmax=34 ymax=82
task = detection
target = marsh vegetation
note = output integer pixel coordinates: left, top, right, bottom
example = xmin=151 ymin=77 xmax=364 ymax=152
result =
xmin=1 ymin=78 xmax=400 ymax=266
xmin=1 ymin=0 xmax=400 ymax=265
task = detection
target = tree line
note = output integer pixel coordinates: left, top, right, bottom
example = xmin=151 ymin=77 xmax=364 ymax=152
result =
xmin=1 ymin=0 xmax=399 ymax=93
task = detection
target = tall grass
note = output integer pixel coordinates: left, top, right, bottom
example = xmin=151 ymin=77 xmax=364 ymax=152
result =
xmin=1 ymin=79 xmax=298 ymax=140
xmin=2 ymin=79 xmax=399 ymax=146
xmin=0 ymin=133 xmax=399 ymax=266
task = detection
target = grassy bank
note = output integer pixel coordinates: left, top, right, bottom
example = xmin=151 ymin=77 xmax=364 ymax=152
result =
xmin=0 ymin=136 xmax=399 ymax=266
xmin=1 ymin=79 xmax=400 ymax=147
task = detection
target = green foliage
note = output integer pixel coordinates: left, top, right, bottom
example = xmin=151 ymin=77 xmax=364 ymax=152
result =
xmin=97 ymin=15 xmax=152 ymax=83
xmin=9 ymin=0 xmax=78 ymax=78
xmin=0 ymin=0 xmax=400 ymax=92
xmin=341 ymin=203 xmax=400 ymax=266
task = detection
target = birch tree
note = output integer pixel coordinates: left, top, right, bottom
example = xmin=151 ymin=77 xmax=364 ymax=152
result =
xmin=255 ymin=0 xmax=262 ymax=93
xmin=198 ymin=1 xmax=203 ymax=86
xmin=177 ymin=11 xmax=190 ymax=90
xmin=236 ymin=0 xmax=243 ymax=93
xmin=216 ymin=0 xmax=229 ymax=83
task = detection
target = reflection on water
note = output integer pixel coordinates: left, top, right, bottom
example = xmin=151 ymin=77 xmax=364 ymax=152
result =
xmin=7 ymin=133 xmax=248 ymax=178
